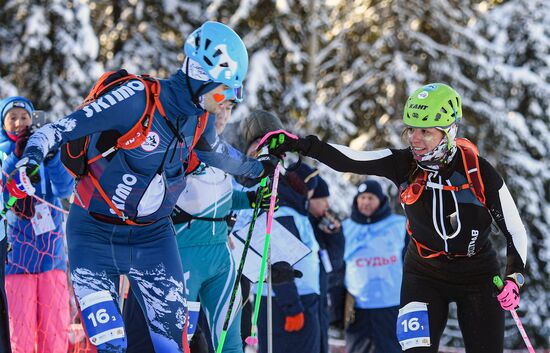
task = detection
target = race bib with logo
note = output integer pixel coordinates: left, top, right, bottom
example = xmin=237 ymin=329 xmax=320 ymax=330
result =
xmin=396 ymin=301 xmax=431 ymax=350
xmin=187 ymin=301 xmax=201 ymax=340
xmin=80 ymin=290 xmax=125 ymax=346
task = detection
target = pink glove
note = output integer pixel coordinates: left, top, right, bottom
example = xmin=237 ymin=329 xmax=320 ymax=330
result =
xmin=497 ymin=279 xmax=520 ymax=311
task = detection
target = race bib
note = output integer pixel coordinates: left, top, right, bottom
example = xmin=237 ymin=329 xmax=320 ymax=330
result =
xmin=187 ymin=301 xmax=201 ymax=340
xmin=31 ymin=203 xmax=56 ymax=235
xmin=80 ymin=291 xmax=125 ymax=346
xmin=396 ymin=301 xmax=431 ymax=350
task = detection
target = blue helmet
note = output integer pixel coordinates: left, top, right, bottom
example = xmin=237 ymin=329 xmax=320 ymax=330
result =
xmin=184 ymin=21 xmax=248 ymax=89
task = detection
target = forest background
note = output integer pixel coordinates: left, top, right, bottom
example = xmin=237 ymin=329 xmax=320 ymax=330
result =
xmin=0 ymin=0 xmax=548 ymax=349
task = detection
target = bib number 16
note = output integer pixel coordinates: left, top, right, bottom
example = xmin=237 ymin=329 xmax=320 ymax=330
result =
xmin=80 ymin=290 xmax=125 ymax=346
xmin=88 ymin=308 xmax=114 ymax=327
xmin=401 ymin=317 xmax=421 ymax=332
xmin=396 ymin=302 xmax=431 ymax=350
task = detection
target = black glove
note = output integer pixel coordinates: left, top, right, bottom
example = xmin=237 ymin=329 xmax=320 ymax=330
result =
xmin=256 ymin=130 xmax=313 ymax=158
xmin=257 ymin=154 xmax=279 ymax=178
xmin=246 ymin=182 xmax=279 ymax=211
xmin=271 ymin=261 xmax=303 ymax=284
xmin=14 ymin=127 xmax=31 ymax=158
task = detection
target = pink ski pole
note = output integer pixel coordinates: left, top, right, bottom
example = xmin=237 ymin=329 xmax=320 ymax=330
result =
xmin=246 ymin=161 xmax=282 ymax=346
xmin=493 ymin=276 xmax=536 ymax=353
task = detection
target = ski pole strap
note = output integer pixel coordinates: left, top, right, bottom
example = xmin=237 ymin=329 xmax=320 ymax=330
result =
xmin=1 ymin=165 xmax=40 ymax=220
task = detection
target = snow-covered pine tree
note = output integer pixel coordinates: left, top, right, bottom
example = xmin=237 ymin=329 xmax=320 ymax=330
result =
xmin=471 ymin=0 xmax=550 ymax=347
xmin=0 ymin=0 xmax=101 ymax=116
xmin=88 ymin=0 xmax=204 ymax=77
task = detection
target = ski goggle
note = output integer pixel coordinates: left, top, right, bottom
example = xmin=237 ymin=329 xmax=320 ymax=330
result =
xmin=213 ymin=86 xmax=244 ymax=104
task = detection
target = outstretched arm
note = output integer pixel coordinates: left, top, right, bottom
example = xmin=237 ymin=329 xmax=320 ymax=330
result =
xmin=480 ymin=157 xmax=528 ymax=276
xmin=194 ymin=119 xmax=264 ymax=179
xmin=22 ymin=82 xmax=145 ymax=165
xmin=290 ymin=135 xmax=412 ymax=184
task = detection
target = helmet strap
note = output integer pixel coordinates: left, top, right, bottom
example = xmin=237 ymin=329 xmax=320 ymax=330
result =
xmin=184 ymin=58 xmax=201 ymax=108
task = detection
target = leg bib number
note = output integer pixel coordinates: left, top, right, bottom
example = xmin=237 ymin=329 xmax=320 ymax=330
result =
xmin=396 ymin=302 xmax=431 ymax=350
xmin=80 ymin=290 xmax=125 ymax=346
xmin=187 ymin=301 xmax=201 ymax=341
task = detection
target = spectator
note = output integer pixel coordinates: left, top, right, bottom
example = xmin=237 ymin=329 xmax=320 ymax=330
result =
xmin=0 ymin=96 xmax=73 ymax=353
xmin=308 ymin=175 xmax=345 ymax=353
xmin=342 ymin=180 xmax=406 ymax=353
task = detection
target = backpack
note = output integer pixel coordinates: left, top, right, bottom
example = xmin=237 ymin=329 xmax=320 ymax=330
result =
xmin=61 ymin=69 xmax=208 ymax=223
xmin=399 ymin=138 xmax=486 ymax=258
xmin=400 ymin=138 xmax=486 ymax=206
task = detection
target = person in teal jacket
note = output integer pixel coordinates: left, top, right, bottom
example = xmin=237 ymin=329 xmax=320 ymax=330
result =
xmin=342 ymin=180 xmax=406 ymax=353
xmin=0 ymin=96 xmax=73 ymax=353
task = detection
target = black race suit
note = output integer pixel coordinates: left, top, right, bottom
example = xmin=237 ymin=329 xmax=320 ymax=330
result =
xmin=296 ymin=136 xmax=528 ymax=353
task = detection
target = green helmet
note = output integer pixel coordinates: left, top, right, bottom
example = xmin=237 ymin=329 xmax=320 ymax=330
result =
xmin=403 ymin=83 xmax=462 ymax=128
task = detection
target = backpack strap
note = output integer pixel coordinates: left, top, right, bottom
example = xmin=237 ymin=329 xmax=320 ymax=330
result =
xmin=400 ymin=170 xmax=427 ymax=205
xmin=456 ymin=138 xmax=486 ymax=206
xmin=185 ymin=113 xmax=209 ymax=175
xmin=85 ymin=172 xmax=149 ymax=226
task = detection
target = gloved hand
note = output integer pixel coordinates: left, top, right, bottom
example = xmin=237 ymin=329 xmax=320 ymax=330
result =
xmin=271 ymin=261 xmax=303 ymax=284
xmin=14 ymin=127 xmax=31 ymax=158
xmin=6 ymin=158 xmax=40 ymax=198
xmin=284 ymin=312 xmax=305 ymax=332
xmin=256 ymin=130 xmax=311 ymax=158
xmin=257 ymin=154 xmax=279 ymax=178
xmin=497 ymin=279 xmax=520 ymax=310
xmin=246 ymin=182 xmax=279 ymax=211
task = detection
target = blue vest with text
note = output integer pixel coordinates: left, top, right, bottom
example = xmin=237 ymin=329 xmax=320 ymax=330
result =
xmin=343 ymin=214 xmax=406 ymax=309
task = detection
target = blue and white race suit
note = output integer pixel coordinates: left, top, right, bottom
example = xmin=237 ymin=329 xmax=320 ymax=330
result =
xmin=21 ymin=70 xmax=264 ymax=353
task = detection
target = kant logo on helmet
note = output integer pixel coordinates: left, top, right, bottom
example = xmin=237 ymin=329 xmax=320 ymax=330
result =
xmin=82 ymin=81 xmax=145 ymax=118
xmin=408 ymin=104 xmax=428 ymax=110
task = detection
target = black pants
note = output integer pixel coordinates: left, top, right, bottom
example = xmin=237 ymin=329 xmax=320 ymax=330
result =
xmin=0 ymin=238 xmax=12 ymax=353
xmin=399 ymin=246 xmax=504 ymax=353
xmin=345 ymin=307 xmax=398 ymax=353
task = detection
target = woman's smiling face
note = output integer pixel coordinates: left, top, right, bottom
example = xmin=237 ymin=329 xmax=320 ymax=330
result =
xmin=406 ymin=127 xmax=445 ymax=157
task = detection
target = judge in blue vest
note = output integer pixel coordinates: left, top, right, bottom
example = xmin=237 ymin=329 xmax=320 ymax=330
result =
xmin=343 ymin=180 xmax=407 ymax=353
xmin=257 ymin=164 xmax=322 ymax=353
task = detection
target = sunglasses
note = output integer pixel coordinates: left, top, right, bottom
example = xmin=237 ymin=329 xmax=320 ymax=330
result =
xmin=213 ymin=86 xmax=244 ymax=104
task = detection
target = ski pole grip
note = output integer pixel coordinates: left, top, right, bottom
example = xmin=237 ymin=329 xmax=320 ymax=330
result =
xmin=493 ymin=275 xmax=504 ymax=290
xmin=260 ymin=176 xmax=267 ymax=188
